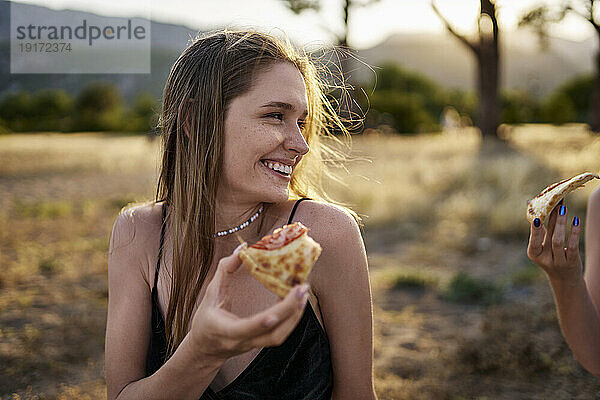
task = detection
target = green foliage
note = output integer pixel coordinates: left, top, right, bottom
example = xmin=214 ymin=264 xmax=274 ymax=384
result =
xmin=0 ymin=86 xmax=159 ymax=133
xmin=392 ymin=271 xmax=438 ymax=290
xmin=556 ymin=74 xmax=594 ymax=122
xmin=0 ymin=91 xmax=34 ymax=131
xmin=541 ymin=91 xmax=577 ymax=125
xmin=511 ymin=262 xmax=542 ymax=286
xmin=369 ymin=90 xmax=437 ymax=133
xmin=14 ymin=200 xmax=71 ymax=219
xmin=31 ymin=89 xmax=74 ymax=131
xmin=74 ymin=82 xmax=126 ymax=131
xmin=0 ymin=89 xmax=74 ymax=132
xmin=364 ymin=63 xmax=475 ymax=133
xmin=124 ymin=92 xmax=159 ymax=133
xmin=500 ymin=90 xmax=540 ymax=124
xmin=0 ymin=118 xmax=11 ymax=135
xmin=38 ymin=258 xmax=61 ymax=276
xmin=444 ymin=272 xmax=503 ymax=306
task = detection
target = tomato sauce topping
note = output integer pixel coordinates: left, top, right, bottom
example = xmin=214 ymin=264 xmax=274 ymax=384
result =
xmin=251 ymin=222 xmax=308 ymax=250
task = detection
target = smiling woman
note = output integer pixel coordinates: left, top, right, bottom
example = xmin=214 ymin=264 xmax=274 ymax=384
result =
xmin=104 ymin=29 xmax=376 ymax=400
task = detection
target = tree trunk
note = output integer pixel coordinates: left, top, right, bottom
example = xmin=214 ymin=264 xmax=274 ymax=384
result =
xmin=477 ymin=38 xmax=500 ymax=137
xmin=432 ymin=0 xmax=500 ymax=139
xmin=590 ymin=48 xmax=600 ymax=133
xmin=340 ymin=0 xmax=350 ymax=48
xmin=477 ymin=0 xmax=500 ymax=138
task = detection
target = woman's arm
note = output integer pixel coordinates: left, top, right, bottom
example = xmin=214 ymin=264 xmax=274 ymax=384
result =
xmin=298 ymin=201 xmax=377 ymax=400
xmin=105 ymin=210 xmax=223 ymax=400
xmin=527 ymin=200 xmax=600 ymax=377
xmin=585 ymin=187 xmax=600 ymax=312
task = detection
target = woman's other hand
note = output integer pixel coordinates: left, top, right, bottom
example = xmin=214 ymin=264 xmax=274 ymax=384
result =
xmin=189 ymin=243 xmax=309 ymax=363
xmin=527 ymin=202 xmax=583 ymax=283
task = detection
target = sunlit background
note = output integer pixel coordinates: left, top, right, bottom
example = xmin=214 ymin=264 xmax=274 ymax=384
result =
xmin=12 ymin=0 xmax=597 ymax=47
xmin=2 ymin=0 xmax=600 ymax=399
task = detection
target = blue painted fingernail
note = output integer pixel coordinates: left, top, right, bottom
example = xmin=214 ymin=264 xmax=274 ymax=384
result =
xmin=573 ymin=217 xmax=579 ymax=226
xmin=533 ymin=218 xmax=540 ymax=227
xmin=559 ymin=205 xmax=566 ymax=216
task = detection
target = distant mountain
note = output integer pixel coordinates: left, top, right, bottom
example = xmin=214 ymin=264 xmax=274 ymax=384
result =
xmin=0 ymin=0 xmax=595 ymax=101
xmin=352 ymin=31 xmax=595 ymax=97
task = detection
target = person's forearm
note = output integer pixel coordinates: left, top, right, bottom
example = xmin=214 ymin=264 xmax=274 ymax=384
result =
xmin=549 ymin=275 xmax=600 ymax=377
xmin=116 ymin=333 xmax=223 ymax=400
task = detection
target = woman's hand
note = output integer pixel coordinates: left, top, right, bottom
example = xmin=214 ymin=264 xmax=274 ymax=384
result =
xmin=527 ymin=202 xmax=583 ymax=283
xmin=189 ymin=243 xmax=309 ymax=364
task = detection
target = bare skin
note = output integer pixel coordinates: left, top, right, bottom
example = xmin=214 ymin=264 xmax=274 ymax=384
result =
xmin=527 ymin=191 xmax=600 ymax=378
xmin=105 ymin=62 xmax=376 ymax=399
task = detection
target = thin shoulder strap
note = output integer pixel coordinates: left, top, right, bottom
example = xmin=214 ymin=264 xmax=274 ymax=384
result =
xmin=153 ymin=203 xmax=167 ymax=294
xmin=287 ymin=198 xmax=311 ymax=225
xmin=286 ymin=198 xmax=326 ymax=332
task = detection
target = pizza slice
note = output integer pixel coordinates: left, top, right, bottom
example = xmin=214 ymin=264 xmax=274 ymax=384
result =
xmin=239 ymin=222 xmax=322 ymax=298
xmin=526 ymin=172 xmax=600 ymax=223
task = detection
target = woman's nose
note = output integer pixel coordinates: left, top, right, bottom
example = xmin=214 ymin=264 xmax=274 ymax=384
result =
xmin=285 ymin=124 xmax=309 ymax=155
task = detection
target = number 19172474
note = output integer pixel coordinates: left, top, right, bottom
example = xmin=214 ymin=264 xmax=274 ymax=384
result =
xmin=18 ymin=42 xmax=72 ymax=52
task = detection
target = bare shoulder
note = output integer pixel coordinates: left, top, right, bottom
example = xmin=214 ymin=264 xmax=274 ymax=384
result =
xmin=290 ymin=200 xmax=366 ymax=294
xmin=109 ymin=201 xmax=164 ymax=287
xmin=289 ymin=200 xmax=361 ymax=246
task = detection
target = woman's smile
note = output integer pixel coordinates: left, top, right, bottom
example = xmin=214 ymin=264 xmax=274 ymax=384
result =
xmin=260 ymin=159 xmax=293 ymax=179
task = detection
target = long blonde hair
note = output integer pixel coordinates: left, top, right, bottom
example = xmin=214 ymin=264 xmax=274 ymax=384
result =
xmin=155 ymin=29 xmax=351 ymax=358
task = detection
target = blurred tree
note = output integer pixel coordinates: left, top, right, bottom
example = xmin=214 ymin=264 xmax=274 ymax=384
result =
xmin=432 ymin=0 xmax=500 ymax=139
xmin=501 ymin=90 xmax=541 ymax=124
xmin=282 ymin=0 xmax=379 ymax=48
xmin=31 ymin=89 xmax=73 ymax=131
xmin=559 ymin=74 xmax=595 ymax=121
xmin=74 ymin=82 xmax=125 ymax=132
xmin=363 ymin=63 xmax=475 ymax=133
xmin=541 ymin=91 xmax=577 ymax=124
xmin=125 ymin=92 xmax=159 ymax=134
xmin=0 ymin=91 xmax=34 ymax=131
xmin=534 ymin=74 xmax=594 ymax=124
xmin=519 ymin=1 xmax=600 ymax=132
xmin=369 ymin=90 xmax=438 ymax=133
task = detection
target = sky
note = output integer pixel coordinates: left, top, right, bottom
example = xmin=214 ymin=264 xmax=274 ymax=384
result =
xmin=10 ymin=0 xmax=598 ymax=49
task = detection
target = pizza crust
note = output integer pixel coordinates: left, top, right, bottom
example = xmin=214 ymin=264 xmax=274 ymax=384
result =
xmin=526 ymin=172 xmax=600 ymax=223
xmin=239 ymin=230 xmax=322 ymax=298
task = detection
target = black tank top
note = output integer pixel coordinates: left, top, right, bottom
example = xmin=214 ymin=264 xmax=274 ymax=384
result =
xmin=145 ymin=199 xmax=333 ymax=399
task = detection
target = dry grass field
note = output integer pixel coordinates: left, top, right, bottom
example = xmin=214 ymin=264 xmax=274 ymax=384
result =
xmin=1 ymin=125 xmax=600 ymax=399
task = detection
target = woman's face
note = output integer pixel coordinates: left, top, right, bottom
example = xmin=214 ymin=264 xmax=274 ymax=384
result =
xmin=220 ymin=62 xmax=310 ymax=204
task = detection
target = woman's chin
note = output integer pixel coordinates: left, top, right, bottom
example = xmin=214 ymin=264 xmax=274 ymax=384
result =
xmin=260 ymin=188 xmax=289 ymax=204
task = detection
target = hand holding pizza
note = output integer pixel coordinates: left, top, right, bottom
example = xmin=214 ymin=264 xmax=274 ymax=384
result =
xmin=527 ymin=202 xmax=583 ymax=283
xmin=526 ymin=172 xmax=599 ymax=283
xmin=189 ymin=243 xmax=309 ymax=363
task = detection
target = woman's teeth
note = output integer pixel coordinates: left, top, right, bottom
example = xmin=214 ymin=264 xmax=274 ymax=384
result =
xmin=262 ymin=160 xmax=292 ymax=175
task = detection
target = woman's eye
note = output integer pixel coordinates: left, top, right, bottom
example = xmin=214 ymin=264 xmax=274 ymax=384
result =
xmin=267 ymin=113 xmax=284 ymax=121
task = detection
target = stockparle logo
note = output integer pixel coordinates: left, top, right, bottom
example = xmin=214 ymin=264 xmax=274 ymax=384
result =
xmin=10 ymin=3 xmax=151 ymax=74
